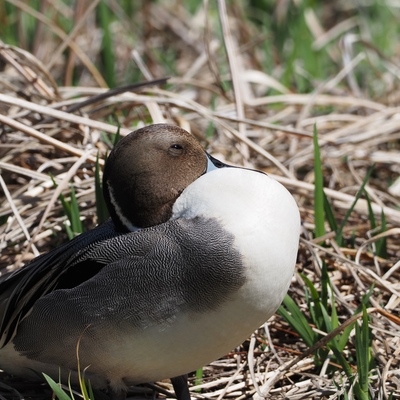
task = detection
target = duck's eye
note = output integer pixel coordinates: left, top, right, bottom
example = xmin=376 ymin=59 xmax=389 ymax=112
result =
xmin=169 ymin=143 xmax=184 ymax=156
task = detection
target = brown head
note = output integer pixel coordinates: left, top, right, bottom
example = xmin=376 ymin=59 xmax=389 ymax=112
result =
xmin=103 ymin=124 xmax=209 ymax=231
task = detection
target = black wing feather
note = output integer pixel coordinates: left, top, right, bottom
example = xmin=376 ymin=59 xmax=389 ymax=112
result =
xmin=0 ymin=219 xmax=120 ymax=347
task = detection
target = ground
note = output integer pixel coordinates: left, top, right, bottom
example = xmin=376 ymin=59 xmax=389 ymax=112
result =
xmin=0 ymin=1 xmax=399 ymax=399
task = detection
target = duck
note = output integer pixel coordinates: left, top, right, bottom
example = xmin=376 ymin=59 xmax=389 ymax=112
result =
xmin=0 ymin=123 xmax=300 ymax=400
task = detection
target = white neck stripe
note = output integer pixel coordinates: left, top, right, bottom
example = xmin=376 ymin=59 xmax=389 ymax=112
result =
xmin=107 ymin=182 xmax=140 ymax=232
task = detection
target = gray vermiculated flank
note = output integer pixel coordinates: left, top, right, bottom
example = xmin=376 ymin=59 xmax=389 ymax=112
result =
xmin=12 ymin=217 xmax=245 ymax=364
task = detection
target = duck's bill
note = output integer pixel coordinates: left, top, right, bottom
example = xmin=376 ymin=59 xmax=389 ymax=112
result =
xmin=205 ymin=153 xmax=266 ymax=177
xmin=205 ymin=153 xmax=230 ymax=173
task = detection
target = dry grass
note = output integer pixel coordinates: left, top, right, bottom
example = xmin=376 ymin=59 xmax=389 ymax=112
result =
xmin=0 ymin=1 xmax=399 ymax=399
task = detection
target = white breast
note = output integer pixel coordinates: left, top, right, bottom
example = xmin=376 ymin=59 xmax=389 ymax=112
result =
xmin=173 ymin=168 xmax=300 ymax=314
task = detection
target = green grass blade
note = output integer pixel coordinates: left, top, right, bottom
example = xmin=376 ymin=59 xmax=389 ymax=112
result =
xmin=320 ymin=261 xmax=329 ymax=310
xmin=101 ymin=131 xmax=115 ymax=148
xmin=194 ymin=367 xmax=203 ymax=392
xmin=88 ymin=381 xmax=95 ymax=400
xmin=377 ymin=209 xmax=387 ymax=258
xmin=336 ymin=165 xmax=375 ymax=246
xmin=50 ymin=175 xmax=71 ymax=221
xmin=355 ymin=305 xmax=371 ymax=397
xmin=98 ymin=0 xmax=115 ymax=87
xmin=320 ymin=304 xmax=333 ymax=335
xmin=112 ymin=120 xmax=121 ymax=146
xmin=330 ymin=347 xmax=355 ymax=381
xmin=51 ymin=175 xmax=83 ymax=238
xmin=361 ymin=285 xmax=374 ymax=308
xmin=301 ymin=274 xmax=325 ymax=331
xmin=336 ymin=321 xmax=356 ymax=353
xmin=278 ymin=294 xmax=316 ymax=347
xmin=64 ymin=223 xmax=74 ymax=241
xmin=337 ymin=286 xmax=374 ymax=351
xmin=365 ymin=191 xmax=387 ymax=258
xmin=321 ymin=262 xmax=340 ymax=330
xmin=313 ymin=124 xmax=325 ymax=241
xmin=303 ymin=287 xmax=316 ymax=329
xmin=328 ymin=291 xmax=339 ymax=330
xmin=78 ymin=374 xmax=90 ymax=400
xmin=323 ymin=191 xmax=338 ymax=232
xmin=101 ymin=117 xmax=121 ymax=148
xmin=365 ymin=190 xmax=376 ymax=229
xmin=43 ymin=374 xmax=72 ymax=400
xmin=69 ymin=187 xmax=83 ymax=236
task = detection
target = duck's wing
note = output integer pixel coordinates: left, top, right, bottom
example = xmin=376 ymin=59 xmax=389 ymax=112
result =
xmin=0 ymin=219 xmax=121 ymax=348
xmin=11 ymin=217 xmax=245 ymax=367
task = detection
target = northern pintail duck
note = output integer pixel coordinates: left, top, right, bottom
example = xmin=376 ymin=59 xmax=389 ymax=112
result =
xmin=0 ymin=124 xmax=300 ymax=399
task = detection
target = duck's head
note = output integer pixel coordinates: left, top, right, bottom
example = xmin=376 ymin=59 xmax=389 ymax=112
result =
xmin=103 ymin=124 xmax=224 ymax=232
